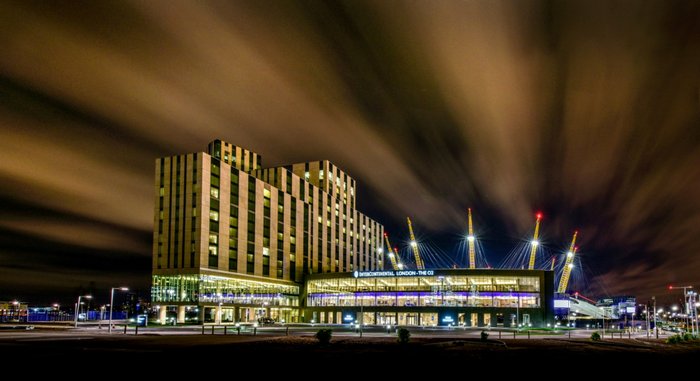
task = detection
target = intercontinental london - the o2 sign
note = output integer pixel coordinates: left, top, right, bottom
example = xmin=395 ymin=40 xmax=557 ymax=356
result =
xmin=353 ymin=270 xmax=435 ymax=278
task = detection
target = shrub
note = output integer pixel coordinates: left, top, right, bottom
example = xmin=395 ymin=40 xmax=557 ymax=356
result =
xmin=682 ymin=333 xmax=695 ymax=342
xmin=315 ymin=329 xmax=332 ymax=345
xmin=590 ymin=332 xmax=601 ymax=341
xmin=397 ymin=328 xmax=410 ymax=344
xmin=480 ymin=330 xmax=489 ymax=342
xmin=666 ymin=334 xmax=681 ymax=344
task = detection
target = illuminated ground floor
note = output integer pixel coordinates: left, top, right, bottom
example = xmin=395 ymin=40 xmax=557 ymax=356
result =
xmin=151 ymin=268 xmax=554 ymax=327
xmin=151 ymin=271 xmax=301 ymax=324
xmin=152 ymin=303 xmax=300 ymax=324
xmin=303 ymin=307 xmax=546 ymax=327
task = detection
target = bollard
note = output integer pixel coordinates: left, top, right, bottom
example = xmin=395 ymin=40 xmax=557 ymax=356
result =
xmin=237 ymin=326 xmax=241 ymax=335
xmin=253 ymin=327 xmax=257 ymax=336
xmin=124 ymin=324 xmax=127 ymax=334
xmin=513 ymin=331 xmax=516 ymax=339
xmin=212 ymin=325 xmax=215 ymax=335
xmin=286 ymin=326 xmax=289 ymax=336
xmin=527 ymin=331 xmax=530 ymax=339
xmin=568 ymin=330 xmax=571 ymax=339
xmin=224 ymin=326 xmax=227 ymax=335
xmin=202 ymin=325 xmax=205 ymax=335
xmin=628 ymin=331 xmax=631 ymax=339
xmin=135 ymin=324 xmax=138 ymax=335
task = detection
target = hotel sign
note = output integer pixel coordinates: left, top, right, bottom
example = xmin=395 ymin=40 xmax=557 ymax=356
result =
xmin=353 ymin=270 xmax=435 ymax=278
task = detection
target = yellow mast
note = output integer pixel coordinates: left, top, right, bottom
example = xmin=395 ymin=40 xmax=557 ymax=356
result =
xmin=557 ymin=231 xmax=578 ymax=293
xmin=406 ymin=217 xmax=425 ymax=269
xmin=550 ymin=257 xmax=556 ymax=271
xmin=467 ymin=208 xmax=476 ymax=269
xmin=527 ymin=213 xmax=542 ymax=270
xmin=383 ymin=233 xmax=399 ymax=270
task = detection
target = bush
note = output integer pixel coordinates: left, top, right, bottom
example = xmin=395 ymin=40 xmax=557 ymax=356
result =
xmin=397 ymin=328 xmax=410 ymax=344
xmin=682 ymin=333 xmax=695 ymax=342
xmin=590 ymin=332 xmax=601 ymax=341
xmin=666 ymin=334 xmax=681 ymax=344
xmin=315 ymin=329 xmax=332 ymax=345
xmin=480 ymin=330 xmax=489 ymax=342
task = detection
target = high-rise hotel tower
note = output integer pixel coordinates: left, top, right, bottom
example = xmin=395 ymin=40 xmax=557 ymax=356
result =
xmin=151 ymin=139 xmax=384 ymax=323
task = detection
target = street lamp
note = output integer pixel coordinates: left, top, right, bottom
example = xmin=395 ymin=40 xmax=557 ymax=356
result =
xmin=108 ymin=287 xmax=129 ymax=333
xmin=74 ymin=295 xmax=92 ymax=328
xmin=669 ymin=285 xmax=693 ymax=334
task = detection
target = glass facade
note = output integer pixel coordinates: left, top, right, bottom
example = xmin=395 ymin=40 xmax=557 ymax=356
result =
xmin=152 ymin=275 xmax=299 ymax=306
xmin=308 ymin=275 xmax=540 ymax=293
xmin=307 ymin=275 xmax=540 ymax=308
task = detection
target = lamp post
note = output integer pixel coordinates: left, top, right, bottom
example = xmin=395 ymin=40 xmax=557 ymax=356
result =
xmin=652 ymin=296 xmax=658 ymax=339
xmin=108 ymin=287 xmax=129 ymax=333
xmin=669 ymin=285 xmax=693 ymax=334
xmin=509 ymin=287 xmax=519 ymax=328
xmin=74 ymin=295 xmax=92 ymax=328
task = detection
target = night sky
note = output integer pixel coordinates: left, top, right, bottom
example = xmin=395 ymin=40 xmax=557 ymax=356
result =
xmin=1 ymin=1 xmax=699 ymax=306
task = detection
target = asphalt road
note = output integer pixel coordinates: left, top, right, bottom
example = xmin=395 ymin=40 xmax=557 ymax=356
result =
xmin=0 ymin=325 xmax=693 ymax=373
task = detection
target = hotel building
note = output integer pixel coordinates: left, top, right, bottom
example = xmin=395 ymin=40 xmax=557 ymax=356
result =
xmin=151 ymin=139 xmax=554 ymax=327
xmin=151 ymin=140 xmax=383 ymax=324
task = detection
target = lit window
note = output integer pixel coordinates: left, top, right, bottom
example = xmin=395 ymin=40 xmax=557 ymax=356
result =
xmin=208 ymin=246 xmax=218 ymax=256
xmin=210 ymin=187 xmax=219 ymax=199
xmin=304 ymin=171 xmax=310 ymax=179
xmin=263 ymin=247 xmax=269 ymax=256
xmin=209 ymin=210 xmax=219 ymax=221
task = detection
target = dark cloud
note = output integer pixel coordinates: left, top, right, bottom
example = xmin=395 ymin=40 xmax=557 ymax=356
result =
xmin=1 ymin=0 xmax=699 ymax=304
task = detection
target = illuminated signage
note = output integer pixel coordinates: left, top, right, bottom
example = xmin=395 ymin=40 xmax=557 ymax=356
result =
xmin=442 ymin=316 xmax=454 ymax=323
xmin=353 ymin=270 xmax=435 ymax=278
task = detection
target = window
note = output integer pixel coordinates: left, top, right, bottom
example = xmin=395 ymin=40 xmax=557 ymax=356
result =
xmin=210 ymin=187 xmax=219 ymax=199
xmin=304 ymin=171 xmax=310 ymax=180
xmin=208 ymin=246 xmax=218 ymax=256
xmin=209 ymin=210 xmax=219 ymax=221
xmin=209 ymin=234 xmax=218 ymax=244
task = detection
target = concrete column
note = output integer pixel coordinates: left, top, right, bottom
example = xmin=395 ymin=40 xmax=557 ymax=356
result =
xmin=158 ymin=306 xmax=167 ymax=324
xmin=177 ymin=306 xmax=186 ymax=324
xmin=198 ymin=306 xmax=205 ymax=323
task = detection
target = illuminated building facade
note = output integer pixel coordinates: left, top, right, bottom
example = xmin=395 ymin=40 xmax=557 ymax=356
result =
xmin=304 ymin=269 xmax=555 ymax=327
xmin=151 ymin=139 xmax=383 ymax=323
